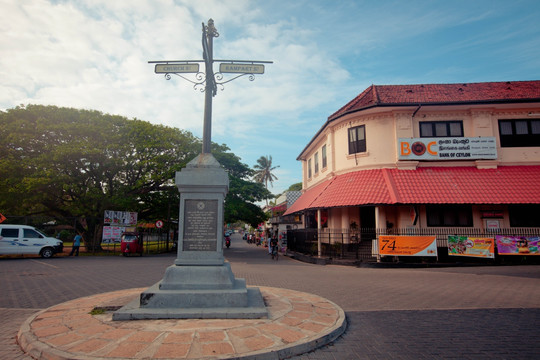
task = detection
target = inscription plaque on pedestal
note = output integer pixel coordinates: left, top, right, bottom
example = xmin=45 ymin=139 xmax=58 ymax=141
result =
xmin=183 ymin=199 xmax=217 ymax=251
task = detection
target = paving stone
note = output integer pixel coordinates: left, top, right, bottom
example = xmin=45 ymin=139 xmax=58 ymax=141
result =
xmin=1 ymin=236 xmax=540 ymax=359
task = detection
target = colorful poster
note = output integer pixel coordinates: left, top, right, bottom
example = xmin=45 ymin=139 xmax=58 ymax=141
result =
xmin=379 ymin=235 xmax=437 ymax=256
xmin=496 ymin=235 xmax=540 ymax=255
xmin=104 ymin=210 xmax=138 ymax=226
xmin=448 ymin=236 xmax=495 ymax=258
xmin=102 ymin=226 xmax=124 ymax=243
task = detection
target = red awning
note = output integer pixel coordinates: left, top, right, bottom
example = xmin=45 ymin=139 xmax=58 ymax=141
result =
xmin=283 ymin=166 xmax=540 ymax=215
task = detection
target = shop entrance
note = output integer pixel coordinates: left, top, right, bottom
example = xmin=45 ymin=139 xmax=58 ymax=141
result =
xmin=360 ymin=206 xmax=376 ymax=242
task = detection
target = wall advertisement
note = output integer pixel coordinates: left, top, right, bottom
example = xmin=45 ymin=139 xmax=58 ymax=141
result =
xmin=379 ymin=235 xmax=437 ymax=256
xmin=398 ymin=137 xmax=497 ymax=160
xmin=104 ymin=210 xmax=138 ymax=226
xmin=102 ymin=226 xmax=124 ymax=243
xmin=448 ymin=236 xmax=495 ymax=258
xmin=496 ymin=235 xmax=540 ymax=255
xmin=102 ymin=210 xmax=138 ymax=243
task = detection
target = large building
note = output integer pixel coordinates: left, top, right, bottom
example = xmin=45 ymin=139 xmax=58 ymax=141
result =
xmin=284 ymin=80 xmax=540 ymax=260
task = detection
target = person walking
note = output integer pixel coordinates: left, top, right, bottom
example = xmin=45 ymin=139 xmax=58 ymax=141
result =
xmin=69 ymin=234 xmax=82 ymax=256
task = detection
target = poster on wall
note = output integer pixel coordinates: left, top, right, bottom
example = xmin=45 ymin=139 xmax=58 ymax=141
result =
xmin=102 ymin=226 xmax=124 ymax=243
xmin=496 ymin=235 xmax=540 ymax=255
xmin=447 ymin=236 xmax=495 ymax=258
xmin=379 ymin=235 xmax=437 ymax=256
xmin=104 ymin=210 xmax=138 ymax=226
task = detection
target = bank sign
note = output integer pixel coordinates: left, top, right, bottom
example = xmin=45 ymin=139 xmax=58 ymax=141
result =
xmin=398 ymin=137 xmax=497 ymax=160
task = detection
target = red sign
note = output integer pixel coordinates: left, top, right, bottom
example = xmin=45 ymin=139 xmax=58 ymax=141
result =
xmin=0 ymin=213 xmax=6 ymax=224
xmin=155 ymin=220 xmax=164 ymax=228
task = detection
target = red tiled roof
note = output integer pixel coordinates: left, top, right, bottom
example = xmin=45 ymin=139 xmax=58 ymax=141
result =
xmin=283 ymin=166 xmax=540 ymax=215
xmin=329 ymin=80 xmax=540 ymax=121
xmin=283 ymin=179 xmax=332 ymax=216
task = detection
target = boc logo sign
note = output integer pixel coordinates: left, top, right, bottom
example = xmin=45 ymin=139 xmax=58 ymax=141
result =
xmin=398 ymin=137 xmax=497 ymax=161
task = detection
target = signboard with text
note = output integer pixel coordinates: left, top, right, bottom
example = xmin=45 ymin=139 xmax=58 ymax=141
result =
xmin=398 ymin=137 xmax=497 ymax=160
xmin=104 ymin=210 xmax=137 ymax=226
xmin=219 ymin=63 xmax=265 ymax=74
xmin=102 ymin=226 xmax=124 ymax=243
xmin=496 ymin=235 xmax=540 ymax=255
xmin=448 ymin=236 xmax=495 ymax=258
xmin=155 ymin=64 xmax=199 ymax=74
xmin=182 ymin=199 xmax=218 ymax=251
xmin=379 ymin=235 xmax=437 ymax=256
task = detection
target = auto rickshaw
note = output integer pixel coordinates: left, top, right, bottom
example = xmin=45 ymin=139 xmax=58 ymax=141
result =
xmin=120 ymin=232 xmax=143 ymax=256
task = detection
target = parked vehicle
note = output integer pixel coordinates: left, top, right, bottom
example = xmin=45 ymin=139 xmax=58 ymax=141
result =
xmin=120 ymin=232 xmax=143 ymax=256
xmin=0 ymin=224 xmax=63 ymax=258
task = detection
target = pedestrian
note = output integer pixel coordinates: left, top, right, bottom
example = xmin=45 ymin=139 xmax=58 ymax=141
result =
xmin=70 ymin=233 xmax=82 ymax=256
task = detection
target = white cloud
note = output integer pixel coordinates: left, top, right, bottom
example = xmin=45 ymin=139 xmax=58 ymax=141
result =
xmin=1 ymin=0 xmax=540 ymax=194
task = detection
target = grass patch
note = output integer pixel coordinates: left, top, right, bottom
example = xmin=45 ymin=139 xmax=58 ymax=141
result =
xmin=89 ymin=308 xmax=106 ymax=315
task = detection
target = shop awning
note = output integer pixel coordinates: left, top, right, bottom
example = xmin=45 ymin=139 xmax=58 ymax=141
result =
xmin=283 ymin=166 xmax=540 ymax=215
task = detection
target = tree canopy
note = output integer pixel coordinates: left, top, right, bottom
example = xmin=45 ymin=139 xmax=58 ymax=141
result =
xmin=0 ymin=105 xmax=268 ymax=248
xmin=287 ymin=182 xmax=302 ymax=191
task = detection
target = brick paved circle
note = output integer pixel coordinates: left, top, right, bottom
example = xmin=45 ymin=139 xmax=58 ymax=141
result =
xmin=17 ymin=286 xmax=346 ymax=359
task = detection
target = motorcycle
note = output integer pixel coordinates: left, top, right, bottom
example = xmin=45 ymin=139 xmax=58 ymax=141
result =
xmin=225 ymin=236 xmax=231 ymax=248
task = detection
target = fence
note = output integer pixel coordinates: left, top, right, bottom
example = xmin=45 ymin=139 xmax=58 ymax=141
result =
xmin=2 ymin=215 xmax=176 ymax=256
xmin=287 ymin=227 xmax=540 ymax=263
xmin=98 ymin=231 xmax=174 ymax=256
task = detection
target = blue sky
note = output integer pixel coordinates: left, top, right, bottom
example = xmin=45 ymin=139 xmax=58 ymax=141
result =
xmin=1 ymin=0 xmax=540 ymax=197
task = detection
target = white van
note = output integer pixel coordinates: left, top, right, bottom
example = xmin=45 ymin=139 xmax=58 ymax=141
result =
xmin=0 ymin=225 xmax=64 ymax=258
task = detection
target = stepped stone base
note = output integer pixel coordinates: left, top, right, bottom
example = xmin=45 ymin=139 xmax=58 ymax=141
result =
xmin=112 ymin=263 xmax=267 ymax=320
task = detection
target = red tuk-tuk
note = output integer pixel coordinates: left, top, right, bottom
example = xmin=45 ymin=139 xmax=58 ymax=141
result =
xmin=120 ymin=232 xmax=143 ymax=256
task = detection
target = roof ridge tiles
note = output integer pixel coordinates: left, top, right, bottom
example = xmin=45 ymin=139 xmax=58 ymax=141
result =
xmin=327 ymin=80 xmax=540 ymax=122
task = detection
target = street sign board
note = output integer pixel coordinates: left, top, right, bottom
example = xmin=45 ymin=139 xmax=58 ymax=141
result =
xmin=155 ymin=64 xmax=199 ymax=74
xmin=219 ymin=63 xmax=264 ymax=74
xmin=155 ymin=220 xmax=164 ymax=228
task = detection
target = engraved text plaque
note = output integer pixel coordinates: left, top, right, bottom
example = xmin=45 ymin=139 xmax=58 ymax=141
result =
xmin=182 ymin=199 xmax=218 ymax=251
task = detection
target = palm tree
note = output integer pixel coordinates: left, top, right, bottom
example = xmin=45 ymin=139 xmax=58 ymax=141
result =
xmin=253 ymin=155 xmax=279 ymax=205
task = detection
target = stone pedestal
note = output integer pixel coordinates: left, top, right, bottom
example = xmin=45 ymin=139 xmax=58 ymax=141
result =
xmin=113 ymin=154 xmax=267 ymax=320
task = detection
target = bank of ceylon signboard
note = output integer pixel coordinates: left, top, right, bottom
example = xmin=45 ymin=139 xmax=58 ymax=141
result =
xmin=398 ymin=137 xmax=497 ymax=160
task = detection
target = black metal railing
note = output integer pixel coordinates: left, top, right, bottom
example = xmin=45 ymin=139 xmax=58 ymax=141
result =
xmin=287 ymin=227 xmax=540 ymax=262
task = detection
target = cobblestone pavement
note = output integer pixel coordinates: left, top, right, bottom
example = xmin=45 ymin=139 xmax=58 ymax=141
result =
xmin=1 ymin=234 xmax=540 ymax=359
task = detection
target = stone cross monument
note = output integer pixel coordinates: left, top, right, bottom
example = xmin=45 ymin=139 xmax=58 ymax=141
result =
xmin=114 ymin=20 xmax=271 ymax=320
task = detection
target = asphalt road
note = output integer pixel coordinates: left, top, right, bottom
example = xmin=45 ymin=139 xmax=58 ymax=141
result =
xmin=1 ymin=233 xmax=540 ymax=359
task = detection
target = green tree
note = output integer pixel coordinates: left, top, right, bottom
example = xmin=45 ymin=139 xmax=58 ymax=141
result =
xmin=213 ymin=146 xmax=270 ymax=227
xmin=0 ymin=105 xmax=269 ymax=246
xmin=287 ymin=182 xmax=302 ymax=191
xmin=253 ymin=155 xmax=279 ymax=205
xmin=0 ymin=105 xmax=200 ymax=249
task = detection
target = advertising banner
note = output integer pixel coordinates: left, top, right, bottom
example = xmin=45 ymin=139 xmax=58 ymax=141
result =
xmin=104 ymin=210 xmax=137 ymax=226
xmin=379 ymin=235 xmax=437 ymax=256
xmin=447 ymin=236 xmax=495 ymax=258
xmin=102 ymin=226 xmax=124 ymax=243
xmin=496 ymin=235 xmax=540 ymax=255
xmin=398 ymin=137 xmax=497 ymax=161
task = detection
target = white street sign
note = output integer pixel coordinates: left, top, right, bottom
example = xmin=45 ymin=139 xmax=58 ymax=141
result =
xmin=219 ymin=63 xmax=264 ymax=74
xmin=155 ymin=64 xmax=199 ymax=74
